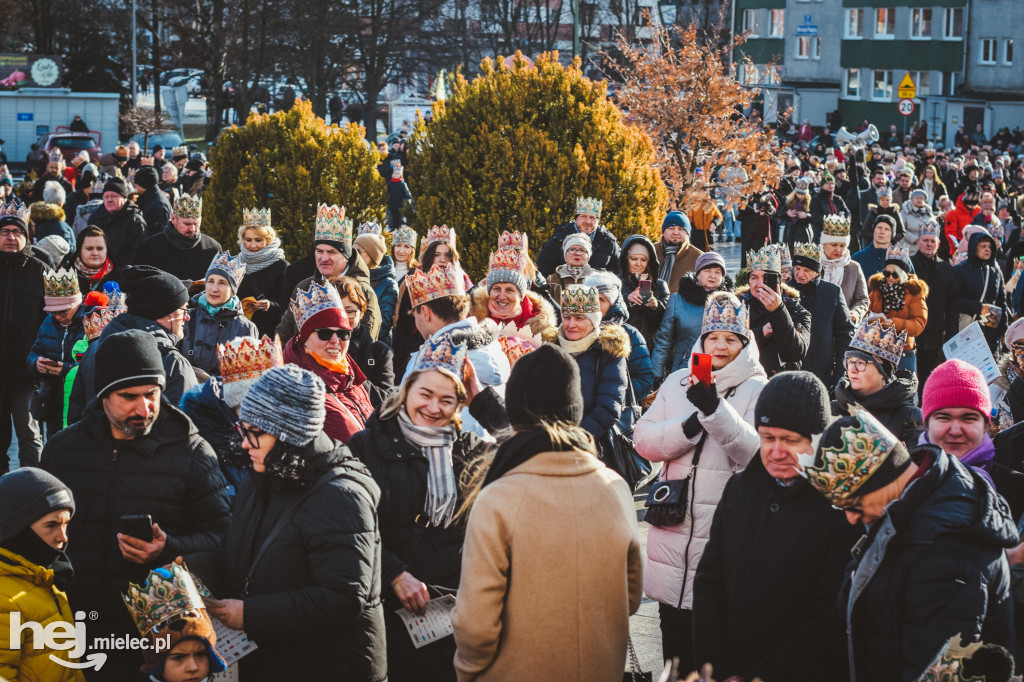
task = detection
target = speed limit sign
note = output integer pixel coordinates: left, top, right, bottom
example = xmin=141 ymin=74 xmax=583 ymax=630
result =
xmin=898 ymin=98 xmax=915 ymax=116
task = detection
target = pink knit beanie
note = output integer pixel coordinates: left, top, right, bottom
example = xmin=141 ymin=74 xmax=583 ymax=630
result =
xmin=921 ymin=359 xmax=991 ymax=422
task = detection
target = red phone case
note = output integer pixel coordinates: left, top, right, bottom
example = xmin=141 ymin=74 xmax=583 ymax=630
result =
xmin=691 ymin=353 xmax=713 ymax=385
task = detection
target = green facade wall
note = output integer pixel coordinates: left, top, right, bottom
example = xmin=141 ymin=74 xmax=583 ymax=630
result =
xmin=840 ymin=40 xmax=964 ymax=72
xmin=736 ymin=39 xmax=784 ymax=64
xmin=838 ymin=98 xmax=922 ymax=133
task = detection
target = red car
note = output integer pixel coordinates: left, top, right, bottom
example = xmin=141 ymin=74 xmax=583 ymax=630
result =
xmin=28 ymin=127 xmax=103 ymax=168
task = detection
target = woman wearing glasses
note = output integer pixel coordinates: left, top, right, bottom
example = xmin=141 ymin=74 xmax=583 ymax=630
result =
xmin=282 ymin=280 xmax=373 ymax=444
xmin=865 ymin=242 xmax=928 ymax=373
xmin=545 ymin=234 xmax=596 ymax=302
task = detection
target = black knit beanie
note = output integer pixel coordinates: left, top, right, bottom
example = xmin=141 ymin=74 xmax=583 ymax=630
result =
xmin=103 ymin=177 xmax=129 ymax=198
xmin=134 ymin=166 xmax=160 ymax=191
xmin=505 ymin=344 xmax=584 ymax=430
xmin=0 ymin=468 xmax=75 ymax=542
xmin=121 ymin=265 xmax=189 ymax=320
xmin=754 ymin=371 xmax=831 ymax=439
xmin=94 ymin=329 xmax=166 ymax=398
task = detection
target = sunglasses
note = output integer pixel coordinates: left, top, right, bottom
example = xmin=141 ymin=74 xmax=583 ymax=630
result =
xmin=235 ymin=422 xmax=264 ymax=448
xmin=313 ymin=328 xmax=352 ymax=342
xmin=882 ymin=270 xmax=901 ymax=279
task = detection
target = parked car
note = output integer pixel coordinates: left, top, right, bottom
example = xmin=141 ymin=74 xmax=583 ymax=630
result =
xmin=160 ymin=68 xmax=203 ymax=85
xmin=27 ymin=129 xmax=103 ymax=169
xmin=129 ymin=130 xmax=185 ymax=155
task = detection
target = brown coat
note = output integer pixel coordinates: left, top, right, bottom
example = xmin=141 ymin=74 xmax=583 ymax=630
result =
xmin=867 ymin=273 xmax=930 ymax=351
xmin=469 ymin=287 xmax=558 ymax=338
xmin=452 ymin=450 xmax=644 ymax=682
xmin=655 ymin=240 xmax=704 ymax=293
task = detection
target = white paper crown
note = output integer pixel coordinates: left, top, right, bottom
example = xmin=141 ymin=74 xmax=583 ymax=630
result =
xmin=358 ymin=221 xmax=383 ymax=236
xmin=575 ymin=197 xmax=602 ymax=218
xmin=498 ymin=230 xmax=529 ymax=252
xmin=409 ymin=336 xmax=468 ymax=380
xmin=426 ymin=224 xmax=456 ymax=247
xmin=242 ymin=207 xmax=272 ymax=231
xmin=886 ymin=240 xmax=911 ymax=265
xmin=314 ymin=204 xmax=352 ymax=244
xmin=0 ymin=199 xmax=29 ymax=223
xmin=290 ymin=280 xmax=344 ymax=332
xmin=393 ymin=226 xmax=418 ymax=248
xmin=850 ymin=316 xmax=908 ymax=366
xmin=406 ymin=264 xmax=467 ymax=308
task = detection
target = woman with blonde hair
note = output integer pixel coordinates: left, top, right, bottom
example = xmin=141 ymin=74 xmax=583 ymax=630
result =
xmin=235 ymin=207 xmax=288 ymax=336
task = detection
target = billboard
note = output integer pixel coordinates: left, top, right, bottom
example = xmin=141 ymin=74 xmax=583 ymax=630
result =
xmin=0 ymin=54 xmax=62 ymax=89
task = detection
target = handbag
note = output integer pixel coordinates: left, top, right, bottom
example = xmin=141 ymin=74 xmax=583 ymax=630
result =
xmin=622 ymin=636 xmax=652 ymax=682
xmin=643 ymin=432 xmax=706 ymax=528
xmin=599 ymin=426 xmax=657 ymax=492
xmin=959 ymin=267 xmax=991 ymax=331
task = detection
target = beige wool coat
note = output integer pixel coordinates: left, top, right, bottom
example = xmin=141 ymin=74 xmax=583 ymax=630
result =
xmin=452 ymin=450 xmax=644 ymax=682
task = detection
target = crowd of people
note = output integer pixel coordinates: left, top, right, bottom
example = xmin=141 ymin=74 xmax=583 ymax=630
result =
xmin=2 ymin=122 xmax=1024 ymax=682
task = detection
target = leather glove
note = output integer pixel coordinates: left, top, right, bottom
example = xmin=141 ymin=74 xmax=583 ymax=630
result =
xmin=682 ymin=412 xmax=703 ymax=440
xmin=687 ymin=380 xmax=720 ymax=416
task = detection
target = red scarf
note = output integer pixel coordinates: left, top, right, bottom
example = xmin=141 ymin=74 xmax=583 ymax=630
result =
xmin=490 ymin=293 xmax=537 ymax=329
xmin=75 ymin=257 xmax=114 ymax=283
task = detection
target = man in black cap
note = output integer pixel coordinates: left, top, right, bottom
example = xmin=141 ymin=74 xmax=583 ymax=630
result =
xmin=801 ymin=408 xmax=1017 ymax=681
xmin=693 ymin=372 xmax=859 ymax=682
xmin=67 ymin=265 xmax=198 ymax=423
xmin=42 ymin=328 xmax=230 ymax=680
xmin=87 ymin=177 xmax=148 ymax=267
xmin=133 ymin=165 xmax=172 ymax=237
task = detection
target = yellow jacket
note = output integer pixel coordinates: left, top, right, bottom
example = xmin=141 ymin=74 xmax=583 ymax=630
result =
xmin=0 ymin=546 xmax=86 ymax=682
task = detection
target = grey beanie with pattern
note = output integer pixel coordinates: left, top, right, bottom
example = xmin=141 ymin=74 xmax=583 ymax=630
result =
xmin=239 ymin=365 xmax=326 ymax=446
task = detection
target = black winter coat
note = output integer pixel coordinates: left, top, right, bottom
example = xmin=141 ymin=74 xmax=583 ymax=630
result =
xmin=88 ymin=201 xmax=148 ymax=267
xmin=181 ymin=295 xmax=260 ymax=376
xmin=842 ymin=446 xmax=1018 ymax=682
xmin=792 ymin=277 xmax=855 ymax=391
xmin=537 ymin=222 xmax=621 ymax=277
xmin=954 ymin=232 xmax=1008 ymax=349
xmin=618 ymin=234 xmax=671 ymax=349
xmin=693 ymin=455 xmax=859 ymax=682
xmin=809 ymin=189 xmax=851 ymax=243
xmin=178 ymin=376 xmax=247 ymax=473
xmin=739 ymin=284 xmax=812 ymax=377
xmin=910 ymin=252 xmax=959 ymax=349
xmin=0 ymin=247 xmax=47 ymax=389
xmin=219 ymin=433 xmax=387 ymax=682
xmin=235 ymin=257 xmax=288 ymax=337
xmin=833 ymin=371 xmax=924 ymax=448
xmin=132 ymin=230 xmax=223 ymax=281
xmin=135 ymin=186 xmax=173 ymax=236
xmin=348 ymin=323 xmax=395 ymax=409
xmin=571 ymin=324 xmax=631 ymax=438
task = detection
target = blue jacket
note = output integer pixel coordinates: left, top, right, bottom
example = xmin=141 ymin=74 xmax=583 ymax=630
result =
xmin=182 ymin=295 xmax=260 ymax=376
xmin=27 ymin=307 xmax=86 ymax=377
xmin=29 ymin=202 xmax=75 ymax=252
xmin=368 ymin=256 xmax=399 ymax=346
xmin=603 ymin=296 xmax=654 ymax=407
xmin=179 ymin=377 xmax=248 ymax=473
xmin=652 ymin=273 xmax=733 ymax=378
xmin=570 ymin=323 xmax=631 ymax=438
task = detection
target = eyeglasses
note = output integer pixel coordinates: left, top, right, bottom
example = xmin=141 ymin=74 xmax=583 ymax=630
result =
xmin=844 ymin=357 xmax=869 ymax=372
xmin=313 ymin=328 xmax=352 ymax=342
xmin=235 ymin=422 xmax=264 ymax=448
xmin=566 ymin=248 xmax=589 ymax=255
xmin=0 ymin=228 xmax=24 ymax=238
xmin=882 ymin=270 xmax=901 ymax=280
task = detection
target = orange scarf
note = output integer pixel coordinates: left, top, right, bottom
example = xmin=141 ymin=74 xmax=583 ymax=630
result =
xmin=308 ymin=349 xmax=350 ymax=375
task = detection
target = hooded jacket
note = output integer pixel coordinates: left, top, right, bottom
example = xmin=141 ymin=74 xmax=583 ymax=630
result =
xmin=867 ymin=273 xmax=930 ymax=351
xmin=29 ymin=202 xmax=75 ymax=252
xmin=842 ymin=447 xmax=1018 ymax=681
xmin=944 ymin=194 xmax=982 ymax=252
xmin=618 ymin=235 xmax=671 ymax=348
xmin=635 ymin=332 xmax=767 ymax=610
xmin=792 ymin=277 xmax=855 ymax=391
xmin=275 ymin=254 xmax=382 ymax=341
xmin=368 ymin=255 xmax=399 ymax=345
xmin=87 ymin=201 xmax=148 ymax=268
xmin=537 ymin=221 xmax=621 ymax=277
xmin=651 ymin=273 xmax=734 ymax=378
xmin=569 ymin=324 xmax=632 ymax=438
xmin=910 ymin=251 xmax=959 ymax=349
xmin=220 ymin=433 xmax=387 ymax=682
xmin=832 ymin=371 xmax=924 ymax=448
xmin=182 ymin=294 xmax=260 ymax=376
xmin=954 ymin=232 xmax=1007 ymax=345
xmin=737 ymin=282 xmax=812 ymax=377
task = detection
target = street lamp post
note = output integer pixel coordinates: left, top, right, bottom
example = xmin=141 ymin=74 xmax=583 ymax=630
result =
xmin=131 ymin=0 xmax=137 ymax=106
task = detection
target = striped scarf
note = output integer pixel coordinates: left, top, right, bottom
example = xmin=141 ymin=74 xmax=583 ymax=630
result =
xmin=397 ymin=409 xmax=459 ymax=528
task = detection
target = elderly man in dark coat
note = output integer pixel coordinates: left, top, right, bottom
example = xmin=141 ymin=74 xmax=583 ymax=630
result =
xmin=132 ymin=194 xmax=222 ymax=280
xmin=537 ymin=197 xmax=620 ymax=277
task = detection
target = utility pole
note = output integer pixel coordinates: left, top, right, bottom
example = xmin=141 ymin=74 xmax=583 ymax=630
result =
xmin=573 ymin=0 xmax=580 ymax=59
xmin=131 ymin=0 xmax=137 ymax=106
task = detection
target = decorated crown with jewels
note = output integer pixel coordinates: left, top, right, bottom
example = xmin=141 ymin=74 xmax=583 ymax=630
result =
xmin=0 ymin=199 xmax=29 ymax=223
xmin=561 ymin=285 xmax=600 ymax=315
xmin=822 ymin=214 xmax=852 ymax=237
xmin=497 ymin=230 xmax=528 ymax=252
xmin=48 ymin=148 xmax=64 ymax=163
xmin=916 ymin=634 xmax=985 ymax=682
xmin=776 ymin=242 xmax=792 ymax=269
xmin=406 ymin=263 xmax=467 ymax=308
xmin=886 ymin=240 xmax=910 ymax=264
xmin=701 ymin=292 xmax=749 ymax=338
xmin=122 ymin=563 xmax=206 ymax=637
xmin=575 ymin=196 xmax=602 ymax=218
xmin=850 ymin=316 xmax=908 ymax=365
xmin=172 ymin=145 xmax=189 ymax=158
xmin=83 ymin=307 xmax=115 ymax=340
xmin=747 ymin=245 xmax=781 ymax=273
xmin=796 ymin=408 xmax=900 ymax=506
xmin=217 ymin=336 xmax=283 ymax=385
xmin=393 ymin=226 xmax=418 ymax=248
xmin=314 ymin=204 xmax=352 ymax=244
xmin=409 ymin=336 xmax=468 ymax=379
xmin=207 ymin=251 xmax=246 ymax=285
xmin=102 ymin=281 xmax=127 ymax=316
xmin=426 ymin=224 xmax=456 ymax=247
xmin=290 ymin=280 xmax=343 ymax=332
xmin=358 ymin=221 xmax=383 ymax=236
xmin=488 ymin=248 xmax=529 ymax=277
xmin=496 ymin=321 xmax=543 ymax=366
xmin=242 ymin=207 xmax=272 ymax=231
xmin=173 ymin=194 xmax=202 ymax=220
xmin=793 ymin=242 xmax=822 ymax=264
xmin=43 ymin=267 xmax=80 ymax=298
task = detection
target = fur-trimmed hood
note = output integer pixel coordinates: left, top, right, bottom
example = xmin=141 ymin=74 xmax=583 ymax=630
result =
xmin=446 ymin=317 xmax=500 ymax=350
xmin=677 ymin=272 xmax=735 ymax=306
xmin=29 ymin=201 xmax=65 ymax=223
xmin=470 ymin=286 xmax=557 ymax=337
xmin=867 ymin=272 xmax=930 ymax=298
xmin=553 ymin=321 xmax=631 ymax=359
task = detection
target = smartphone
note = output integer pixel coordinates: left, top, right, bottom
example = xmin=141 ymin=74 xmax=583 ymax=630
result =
xmin=762 ymin=272 xmax=780 ymax=291
xmin=691 ymin=353 xmax=713 ymax=386
xmin=639 ymin=279 xmax=652 ymax=301
xmin=256 ymin=294 xmax=266 ymax=300
xmin=120 ymin=514 xmax=154 ymax=542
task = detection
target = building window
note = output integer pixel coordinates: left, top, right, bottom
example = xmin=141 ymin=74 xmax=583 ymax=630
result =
xmin=907 ymin=71 xmax=930 ymax=96
xmin=980 ymin=38 xmax=997 ymax=65
xmin=742 ymin=9 xmax=757 ymax=36
xmin=910 ymin=8 xmax=932 ymax=39
xmin=769 ymin=9 xmax=784 ymax=37
xmin=846 ymin=69 xmax=861 ymax=98
xmin=943 ymin=7 xmax=963 ymax=39
xmin=796 ymin=36 xmax=821 ymax=60
xmin=1004 ymin=39 xmax=1015 ymax=65
xmin=875 ymin=8 xmax=895 ymax=38
xmin=872 ymin=70 xmax=892 ymax=100
xmin=845 ymin=9 xmax=864 ymax=38
xmin=764 ymin=65 xmax=780 ymax=85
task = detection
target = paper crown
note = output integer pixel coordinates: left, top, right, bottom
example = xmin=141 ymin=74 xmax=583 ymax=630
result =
xmin=217 ymin=336 xmax=283 ymax=385
xmin=776 ymin=243 xmax=792 ymax=269
xmin=495 ymin=321 xmax=543 ymax=366
xmin=122 ymin=563 xmax=206 ymax=637
xmin=409 ymin=336 xmax=468 ymax=380
xmin=103 ymin=281 xmax=127 ymax=316
xmin=48 ymin=148 xmax=64 ymax=163
xmin=206 ymin=251 xmax=246 ymax=285
xmin=314 ymin=204 xmax=352 ymax=245
xmin=877 ymin=186 xmax=893 ymax=198
xmin=561 ymin=285 xmax=600 ymax=315
xmin=358 ymin=221 xmax=383 ymax=236
xmin=575 ymin=197 xmax=602 ymax=218
xmin=406 ymin=263 xmax=467 ymax=308
xmin=886 ymin=240 xmax=911 ymax=265
xmin=498 ymin=230 xmax=528 ymax=252
xmin=701 ymin=293 xmax=749 ymax=338
xmin=0 ymin=199 xmax=29 ymax=223
xmin=822 ymin=214 xmax=851 ymax=237
xmin=488 ymin=249 xmax=529 ymax=277
xmin=83 ymin=306 xmax=114 ymax=340
xmin=172 ymin=145 xmax=189 ymax=158
xmin=916 ymin=634 xmax=985 ymax=682
xmin=173 ymin=194 xmax=202 ymax=220
xmin=426 ymin=224 xmax=456 ymax=247
xmin=850 ymin=316 xmax=908 ymax=366
xmin=747 ymin=245 xmax=781 ymax=273
xmin=242 ymin=207 xmax=272 ymax=231
xmin=393 ymin=226 xmax=418 ymax=248
xmin=290 ymin=280 xmax=344 ymax=332
xmin=793 ymin=242 xmax=822 ymax=264
xmin=43 ymin=267 xmax=80 ymax=298
xmin=797 ymin=408 xmax=900 ymax=506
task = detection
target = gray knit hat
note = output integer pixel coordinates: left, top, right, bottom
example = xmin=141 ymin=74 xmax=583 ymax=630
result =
xmin=0 ymin=468 xmax=75 ymax=542
xmin=695 ymin=251 xmax=726 ymax=275
xmin=239 ymin=365 xmax=326 ymax=446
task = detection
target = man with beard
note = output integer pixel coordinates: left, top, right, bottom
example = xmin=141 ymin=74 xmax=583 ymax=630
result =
xmin=537 ymin=197 xmax=621 ymax=277
xmin=42 ymin=328 xmax=230 ymax=681
xmin=653 ymin=211 xmax=704 ymax=293
xmin=132 ymin=195 xmax=222 ymax=280
xmin=30 ymin=149 xmax=73 ymax=207
xmin=739 ymin=245 xmax=811 ymax=377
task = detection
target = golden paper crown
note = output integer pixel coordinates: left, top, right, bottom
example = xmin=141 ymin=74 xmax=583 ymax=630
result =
xmin=488 ymin=249 xmax=529 ymax=277
xmin=172 ymin=145 xmax=189 ymax=158
xmin=173 ymin=195 xmax=202 ymax=220
xmin=122 ymin=563 xmax=206 ymax=637
xmin=290 ymin=280 xmax=344 ymax=332
xmin=242 ymin=207 xmax=272 ymax=231
xmin=0 ymin=199 xmax=29 ymax=222
xmin=393 ymin=226 xmax=418 ymax=248
xmin=409 ymin=336 xmax=468 ymax=379
xmin=575 ymin=197 xmax=602 ymax=218
xmin=916 ymin=634 xmax=985 ymax=682
xmin=406 ymin=264 xmax=467 ymax=308
xmin=797 ymin=408 xmax=900 ymax=506
xmin=793 ymin=241 xmax=822 ymax=264
xmin=850 ymin=316 xmax=908 ymax=365
xmin=314 ymin=204 xmax=351 ymax=245
xmin=746 ymin=245 xmax=781 ymax=273
xmin=217 ymin=336 xmax=283 ymax=384
xmin=426 ymin=224 xmax=456 ymax=247
xmin=561 ymin=285 xmax=600 ymax=315
xmin=83 ymin=307 xmax=114 ymax=340
xmin=822 ymin=214 xmax=851 ymax=237
xmin=497 ymin=230 xmax=528 ymax=252
xmin=43 ymin=267 xmax=81 ymax=298
xmin=886 ymin=240 xmax=911 ymax=265
xmin=701 ymin=293 xmax=748 ymax=338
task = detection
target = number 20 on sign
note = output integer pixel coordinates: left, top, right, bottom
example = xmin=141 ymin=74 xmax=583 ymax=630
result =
xmin=898 ymin=99 xmax=915 ymax=117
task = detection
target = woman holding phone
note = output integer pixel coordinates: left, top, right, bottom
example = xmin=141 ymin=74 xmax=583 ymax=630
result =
xmin=634 ymin=291 xmax=767 ymax=673
xmin=618 ymin=235 xmax=670 ymax=349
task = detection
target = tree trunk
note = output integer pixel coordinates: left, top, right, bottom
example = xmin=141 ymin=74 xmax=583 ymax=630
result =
xmin=363 ymin=87 xmax=380 ymax=142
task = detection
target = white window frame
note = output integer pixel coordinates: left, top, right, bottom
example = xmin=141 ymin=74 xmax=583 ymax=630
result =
xmin=980 ymin=38 xmax=997 ymax=65
xmin=1003 ymin=39 xmax=1015 ymax=65
xmin=910 ymin=8 xmax=932 ymax=39
xmin=907 ymin=70 xmax=930 ymax=96
xmin=742 ymin=9 xmax=758 ymax=37
xmin=872 ymin=70 xmax=893 ymax=101
xmin=845 ymin=69 xmax=861 ymax=98
xmin=769 ymin=9 xmax=785 ymax=38
xmin=943 ymin=7 xmax=964 ymax=40
xmin=845 ymin=8 xmax=864 ymax=38
xmin=874 ymin=8 xmax=895 ymax=39
xmin=796 ymin=36 xmax=820 ymax=60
